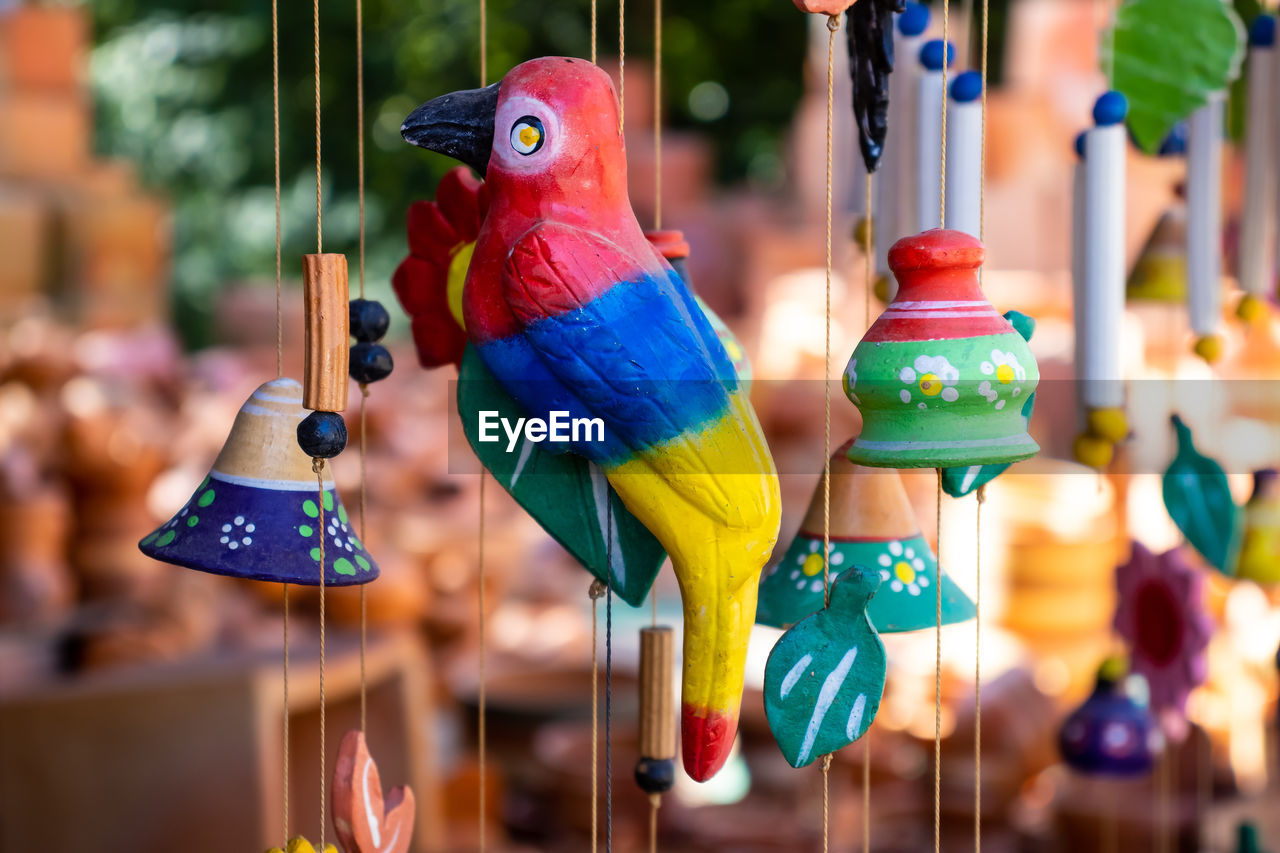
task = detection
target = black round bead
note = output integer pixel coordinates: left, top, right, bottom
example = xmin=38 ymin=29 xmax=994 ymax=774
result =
xmin=349 ymin=299 xmax=391 ymax=343
xmin=349 ymin=342 xmax=394 ymax=384
xmin=634 ymin=758 xmax=676 ymax=794
xmin=297 ymin=411 xmax=347 ymax=458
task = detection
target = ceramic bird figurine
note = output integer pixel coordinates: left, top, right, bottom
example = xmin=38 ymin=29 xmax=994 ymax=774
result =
xmin=401 ymin=57 xmax=782 ymax=782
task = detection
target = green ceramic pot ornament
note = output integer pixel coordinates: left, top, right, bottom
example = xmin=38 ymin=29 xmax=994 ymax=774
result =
xmin=763 ymin=565 xmax=886 ymax=768
xmin=941 ymin=310 xmax=1037 ymax=497
xmin=1162 ymin=415 xmax=1240 ymax=575
xmin=843 ymin=229 xmax=1040 ymax=468
xmin=758 ymin=439 xmax=975 ymax=631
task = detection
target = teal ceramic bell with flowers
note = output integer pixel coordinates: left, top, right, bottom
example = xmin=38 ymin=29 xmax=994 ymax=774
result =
xmin=844 ymin=229 xmax=1040 ymax=468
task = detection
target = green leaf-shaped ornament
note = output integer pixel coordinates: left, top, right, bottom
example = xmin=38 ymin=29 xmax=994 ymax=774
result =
xmin=1105 ymin=0 xmax=1245 ymax=153
xmin=764 ymin=566 xmax=887 ymax=768
xmin=457 ymin=345 xmax=666 ymax=606
xmin=1162 ymin=415 xmax=1241 ymax=575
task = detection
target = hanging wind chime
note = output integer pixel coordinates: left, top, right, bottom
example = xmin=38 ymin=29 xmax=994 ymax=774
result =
xmin=1236 ymin=14 xmax=1276 ymax=324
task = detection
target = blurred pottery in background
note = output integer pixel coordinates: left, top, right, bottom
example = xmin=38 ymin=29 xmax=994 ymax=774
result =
xmin=1126 ymin=202 xmax=1187 ymax=302
xmin=1058 ymin=658 xmax=1157 ymax=776
xmin=844 ymin=230 xmax=1040 ymax=468
xmin=1236 ymin=469 xmax=1280 ymax=584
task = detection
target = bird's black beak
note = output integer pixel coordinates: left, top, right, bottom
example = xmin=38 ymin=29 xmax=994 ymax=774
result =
xmin=401 ymin=82 xmax=500 ymax=176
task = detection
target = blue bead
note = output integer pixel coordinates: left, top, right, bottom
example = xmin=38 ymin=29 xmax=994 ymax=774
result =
xmin=349 ymin=298 xmax=391 ymax=342
xmin=1157 ymin=121 xmax=1187 ymax=157
xmin=920 ymin=39 xmax=955 ymax=72
xmin=1251 ymin=14 xmax=1276 ymax=47
xmin=1074 ymin=131 xmax=1087 ymax=160
xmin=898 ymin=2 xmax=930 ymax=37
xmin=349 ymin=341 xmax=394 ymax=384
xmin=634 ymin=758 xmax=676 ymax=794
xmin=950 ymin=70 xmax=983 ymax=103
xmin=1092 ymin=91 xmax=1128 ymax=126
xmin=297 ymin=411 xmax=347 ymax=459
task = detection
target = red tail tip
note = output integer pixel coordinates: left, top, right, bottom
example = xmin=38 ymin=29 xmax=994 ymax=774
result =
xmin=681 ymin=703 xmax=738 ymax=782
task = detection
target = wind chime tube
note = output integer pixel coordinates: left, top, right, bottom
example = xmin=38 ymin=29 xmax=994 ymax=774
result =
xmin=915 ymin=40 xmax=954 ymax=232
xmin=302 ymin=253 xmax=351 ymax=413
xmin=1185 ymin=92 xmax=1224 ymax=354
xmin=1239 ymin=17 xmax=1276 ymax=303
xmin=1081 ymin=94 xmax=1126 ymax=412
xmin=944 ymin=71 xmax=983 ymax=240
xmin=634 ymin=625 xmax=677 ymax=794
xmin=885 ymin=2 xmax=930 ymax=264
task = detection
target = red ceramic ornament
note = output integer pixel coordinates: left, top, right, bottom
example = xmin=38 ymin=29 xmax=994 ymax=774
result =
xmin=843 ymin=229 xmax=1040 ymax=468
xmin=793 ymin=0 xmax=857 ymax=13
xmin=332 ymin=730 xmax=416 ymax=853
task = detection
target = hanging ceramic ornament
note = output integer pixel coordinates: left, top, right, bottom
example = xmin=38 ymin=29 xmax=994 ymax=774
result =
xmin=139 ymin=378 xmax=379 ymax=586
xmin=267 ymin=839 xmax=337 ymax=853
xmin=1235 ymin=469 xmax=1280 ymax=584
xmin=332 ymin=731 xmax=415 ymax=853
xmin=843 ymin=229 xmax=1040 ymax=468
xmin=1058 ymin=657 xmax=1157 ymax=776
xmin=758 ymin=440 xmax=975 ymax=630
xmin=1072 ymin=93 xmax=1130 ymax=470
xmin=1235 ymin=15 xmax=1276 ymax=324
xmin=1162 ymin=415 xmax=1240 ymax=575
xmin=1235 ymin=823 xmax=1264 ymax=853
xmin=402 ymin=57 xmax=782 ymax=781
xmin=1114 ymin=542 xmax=1212 ymax=738
xmin=941 ymin=310 xmax=1037 ymax=497
xmin=763 ymin=565 xmax=887 ymax=768
xmin=915 ymin=40 xmax=955 ymax=233
xmin=1185 ymin=90 xmax=1227 ymax=363
xmin=1126 ymin=197 xmax=1188 ymax=302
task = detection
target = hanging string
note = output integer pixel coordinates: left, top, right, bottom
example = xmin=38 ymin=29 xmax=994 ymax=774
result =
xmin=313 ymin=0 xmax=323 ymax=252
xmin=477 ymin=473 xmax=488 ymax=852
xmin=653 ymin=0 xmax=662 ymax=230
xmin=821 ymin=16 xmax=839 ymax=853
xmin=272 ymin=0 xmax=283 ymax=377
xmin=939 ymin=0 xmax=950 ymax=228
xmin=591 ymin=0 xmax=598 ymax=63
xmin=974 ymin=486 xmax=985 ymax=852
xmin=618 ymin=0 xmax=625 ymax=132
xmin=354 ymin=0 xmax=371 ymax=737
xmin=282 ymin=582 xmax=290 ymax=845
xmin=589 ymin=580 xmax=605 ymax=853
xmin=862 ymin=731 xmax=871 ymax=853
xmin=934 ymin=470 xmax=943 ymax=853
xmin=480 ymin=0 xmax=488 ymax=86
xmin=314 ymin=460 xmax=329 ymax=849
xmin=864 ymin=177 xmax=873 ymax=330
xmin=605 ymin=566 xmax=614 ymax=852
xmin=822 ymin=753 xmax=833 ymax=853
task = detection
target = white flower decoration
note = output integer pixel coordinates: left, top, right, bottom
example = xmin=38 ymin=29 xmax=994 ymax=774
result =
xmin=843 ymin=358 xmax=860 ymax=404
xmin=898 ymin=354 xmax=960 ymax=409
xmin=790 ymin=539 xmax=845 ymax=594
xmin=219 ymin=515 xmax=256 ymax=550
xmin=978 ymin=349 xmax=1027 ymax=410
xmin=876 ymin=540 xmax=931 ymax=596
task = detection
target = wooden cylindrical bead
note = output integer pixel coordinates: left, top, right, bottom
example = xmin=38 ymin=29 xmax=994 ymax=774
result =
xmin=302 ymin=253 xmax=350 ymax=413
xmin=638 ymin=626 xmax=676 ymax=761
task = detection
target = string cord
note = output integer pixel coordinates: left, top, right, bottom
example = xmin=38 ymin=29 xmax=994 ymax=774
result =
xmin=355 ymin=0 xmax=370 ymax=736
xmin=591 ymin=0 xmax=598 ymax=63
xmin=864 ymin=177 xmax=873 ymax=329
xmin=974 ymin=487 xmax=985 ymax=852
xmin=604 ymin=564 xmax=614 ymax=852
xmin=314 ymin=460 xmax=329 ymax=849
xmin=653 ymin=0 xmax=662 ymax=231
xmin=478 ymin=473 xmax=487 ymax=852
xmin=934 ymin=470 xmax=943 ymax=853
xmin=283 ymin=583 xmax=290 ymax=844
xmin=939 ymin=0 xmax=950 ymax=228
xmin=313 ymin=0 xmax=323 ymax=252
xmin=618 ymin=0 xmax=625 ymax=132
xmin=862 ymin=730 xmax=871 ymax=853
xmin=822 ymin=753 xmax=833 ymax=853
xmin=590 ymin=582 xmax=605 ymax=853
xmin=272 ymin=0 xmax=282 ymax=377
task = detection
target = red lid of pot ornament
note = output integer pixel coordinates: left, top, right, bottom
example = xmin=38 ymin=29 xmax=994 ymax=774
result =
xmin=843 ymin=229 xmax=1040 ymax=468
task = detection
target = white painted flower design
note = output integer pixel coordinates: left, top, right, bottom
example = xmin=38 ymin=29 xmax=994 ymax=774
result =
xmin=978 ymin=349 xmax=1027 ymax=410
xmin=898 ymin=354 xmax=960 ymax=410
xmin=220 ymin=515 xmax=256 ymax=550
xmin=789 ymin=539 xmax=845 ymax=594
xmin=843 ymin=358 xmax=859 ymax=404
xmin=877 ymin=540 xmax=930 ymax=596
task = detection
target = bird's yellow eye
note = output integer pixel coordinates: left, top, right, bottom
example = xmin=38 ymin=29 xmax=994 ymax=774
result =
xmin=510 ymin=116 xmax=545 ymax=155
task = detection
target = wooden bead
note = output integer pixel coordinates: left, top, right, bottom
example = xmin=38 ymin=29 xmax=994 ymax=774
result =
xmin=302 ymin=253 xmax=350 ymax=412
xmin=638 ymin=626 xmax=676 ymax=761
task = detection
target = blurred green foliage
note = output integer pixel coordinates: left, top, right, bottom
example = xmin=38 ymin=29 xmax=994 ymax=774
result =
xmin=87 ymin=0 xmax=805 ymax=348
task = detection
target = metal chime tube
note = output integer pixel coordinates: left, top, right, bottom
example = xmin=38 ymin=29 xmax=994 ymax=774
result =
xmin=944 ymin=71 xmax=983 ymax=240
xmin=915 ymin=40 xmax=953 ymax=232
xmin=1239 ymin=16 xmax=1276 ymax=305
xmin=1186 ymin=91 xmax=1225 ymax=356
xmin=1082 ymin=94 xmax=1126 ymax=412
